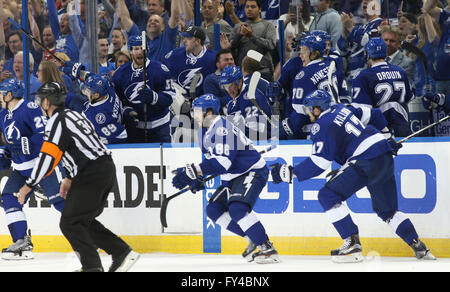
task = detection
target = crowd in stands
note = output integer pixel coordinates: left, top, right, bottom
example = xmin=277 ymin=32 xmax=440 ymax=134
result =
xmin=0 ymin=0 xmax=449 ymax=145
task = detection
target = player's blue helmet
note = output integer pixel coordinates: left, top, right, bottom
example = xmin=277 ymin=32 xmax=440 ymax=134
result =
xmin=192 ymin=94 xmax=220 ymax=115
xmin=128 ymin=34 xmax=145 ymax=50
xmin=0 ymin=78 xmax=24 ymax=98
xmin=219 ymin=65 xmax=243 ymax=85
xmin=365 ymin=37 xmax=387 ymax=59
xmin=82 ymin=74 xmax=109 ymax=97
xmin=311 ymin=30 xmax=331 ymax=41
xmin=301 ymin=34 xmax=326 ymax=57
xmin=304 ymin=90 xmax=332 ymax=112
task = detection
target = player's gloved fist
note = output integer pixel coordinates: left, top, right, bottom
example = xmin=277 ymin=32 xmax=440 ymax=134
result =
xmin=387 ymin=137 xmax=402 ymax=156
xmin=172 ymin=164 xmax=203 ymax=191
xmin=62 ymin=61 xmax=85 ymax=79
xmin=136 ymin=87 xmax=158 ymax=105
xmin=122 ymin=108 xmax=139 ymax=125
xmin=270 ymin=163 xmax=293 ymax=184
xmin=423 ymin=92 xmax=445 ymax=110
xmin=266 ymin=81 xmax=282 ymax=100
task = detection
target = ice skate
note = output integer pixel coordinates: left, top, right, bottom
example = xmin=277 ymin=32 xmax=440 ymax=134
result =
xmin=1 ymin=233 xmax=34 ymax=260
xmin=410 ymin=239 xmax=436 ymax=260
xmin=242 ymin=237 xmax=257 ymax=262
xmin=331 ymin=234 xmax=363 ymax=263
xmin=252 ymin=240 xmax=280 ymax=264
xmin=108 ymin=248 xmax=140 ymax=272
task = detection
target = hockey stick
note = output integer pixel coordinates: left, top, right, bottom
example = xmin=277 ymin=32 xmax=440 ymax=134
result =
xmin=142 ymin=31 xmax=149 ymax=143
xmin=160 ymin=144 xmax=277 ymax=228
xmin=247 ymin=71 xmax=278 ymax=127
xmin=327 ymin=60 xmax=340 ymax=103
xmin=8 ymin=17 xmax=66 ymax=64
xmin=396 ymin=114 xmax=450 ymax=144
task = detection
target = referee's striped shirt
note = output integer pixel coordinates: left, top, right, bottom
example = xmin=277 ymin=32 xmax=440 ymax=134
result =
xmin=26 ymin=108 xmax=111 ymax=187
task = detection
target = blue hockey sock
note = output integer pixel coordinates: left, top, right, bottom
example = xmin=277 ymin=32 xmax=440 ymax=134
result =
xmin=52 ymin=200 xmax=65 ymax=213
xmin=387 ymin=212 xmax=419 ymax=245
xmin=229 ymin=202 xmax=268 ymax=246
xmin=325 ymin=203 xmax=359 ymax=239
xmin=5 ymin=211 xmax=28 ymax=242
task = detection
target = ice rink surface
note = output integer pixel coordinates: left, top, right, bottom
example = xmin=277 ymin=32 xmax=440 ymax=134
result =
xmin=0 ymin=252 xmax=448 ymax=272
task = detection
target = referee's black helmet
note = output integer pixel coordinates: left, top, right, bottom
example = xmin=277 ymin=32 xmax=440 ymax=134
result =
xmin=34 ymin=82 xmax=67 ymax=107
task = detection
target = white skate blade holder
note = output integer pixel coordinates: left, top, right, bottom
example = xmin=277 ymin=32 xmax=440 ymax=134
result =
xmin=331 ymin=252 xmax=364 ymax=263
xmin=1 ymin=250 xmax=34 ymax=261
xmin=254 ymin=254 xmax=281 ymax=264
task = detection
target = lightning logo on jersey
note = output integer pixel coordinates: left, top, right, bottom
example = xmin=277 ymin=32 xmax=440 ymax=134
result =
xmin=180 ymin=68 xmax=204 ymax=89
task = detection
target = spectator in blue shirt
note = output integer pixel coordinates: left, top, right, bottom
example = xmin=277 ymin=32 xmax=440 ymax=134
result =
xmin=116 ymin=0 xmax=181 ymax=63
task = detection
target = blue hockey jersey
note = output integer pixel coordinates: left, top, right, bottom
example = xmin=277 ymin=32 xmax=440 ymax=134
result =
xmin=292 ymin=103 xmax=392 ymax=182
xmin=111 ymin=59 xmax=174 ymax=129
xmin=82 ymin=93 xmax=127 ymax=144
xmin=226 ymin=78 xmax=273 ymax=141
xmin=198 ymin=115 xmax=267 ymax=186
xmin=0 ymin=100 xmax=46 ymax=175
xmin=163 ymin=46 xmax=217 ymax=98
xmin=350 ymin=61 xmax=413 ymax=131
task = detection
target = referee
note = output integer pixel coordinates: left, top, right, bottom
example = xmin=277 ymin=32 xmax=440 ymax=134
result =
xmin=17 ymin=82 xmax=140 ymax=272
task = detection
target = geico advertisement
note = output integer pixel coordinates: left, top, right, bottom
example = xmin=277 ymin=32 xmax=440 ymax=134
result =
xmin=0 ymin=141 xmax=448 ymax=238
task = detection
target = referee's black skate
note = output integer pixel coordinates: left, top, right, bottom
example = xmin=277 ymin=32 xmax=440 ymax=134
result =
xmin=331 ymin=234 xmax=363 ymax=263
xmin=252 ymin=240 xmax=280 ymax=264
xmin=108 ymin=248 xmax=140 ymax=272
xmin=410 ymin=239 xmax=436 ymax=260
xmin=242 ymin=237 xmax=257 ymax=262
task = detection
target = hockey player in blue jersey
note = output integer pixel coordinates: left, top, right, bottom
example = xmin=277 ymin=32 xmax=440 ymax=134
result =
xmin=0 ymin=78 xmax=65 ymax=260
xmin=171 ymin=94 xmax=280 ymax=264
xmin=220 ymin=65 xmax=273 ymax=141
xmin=163 ymin=26 xmax=217 ymax=99
xmin=81 ymin=74 xmax=128 ymax=144
xmin=279 ymin=34 xmax=339 ymax=139
xmin=111 ymin=34 xmax=175 ymax=143
xmin=351 ymin=37 xmax=414 ymax=137
xmin=310 ymin=30 xmax=349 ymax=102
xmin=271 ymin=89 xmax=435 ymax=263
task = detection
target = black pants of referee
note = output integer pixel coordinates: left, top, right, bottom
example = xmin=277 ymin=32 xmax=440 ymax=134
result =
xmin=59 ymin=155 xmax=130 ymax=270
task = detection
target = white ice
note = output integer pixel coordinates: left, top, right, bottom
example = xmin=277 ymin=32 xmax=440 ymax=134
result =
xmin=0 ymin=252 xmax=448 ymax=272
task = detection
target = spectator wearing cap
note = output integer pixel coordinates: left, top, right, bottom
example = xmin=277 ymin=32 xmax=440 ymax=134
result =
xmin=380 ymin=25 xmax=415 ymax=86
xmin=116 ymin=0 xmax=184 ymax=63
xmin=222 ymin=0 xmax=277 ymax=81
xmin=163 ymin=26 xmax=217 ymax=100
xmin=201 ymin=0 xmax=232 ymax=50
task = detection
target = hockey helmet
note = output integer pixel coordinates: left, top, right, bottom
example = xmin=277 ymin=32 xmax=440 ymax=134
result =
xmin=0 ymin=78 xmax=24 ymax=99
xmin=34 ymin=82 xmax=67 ymax=107
xmin=128 ymin=34 xmax=146 ymax=50
xmin=192 ymin=94 xmax=221 ymax=115
xmin=304 ymin=89 xmax=332 ymax=112
xmin=82 ymin=74 xmax=109 ymax=98
xmin=219 ymin=65 xmax=243 ymax=85
xmin=301 ymin=35 xmax=326 ymax=57
xmin=311 ymin=30 xmax=331 ymax=42
xmin=364 ymin=37 xmax=387 ymax=59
